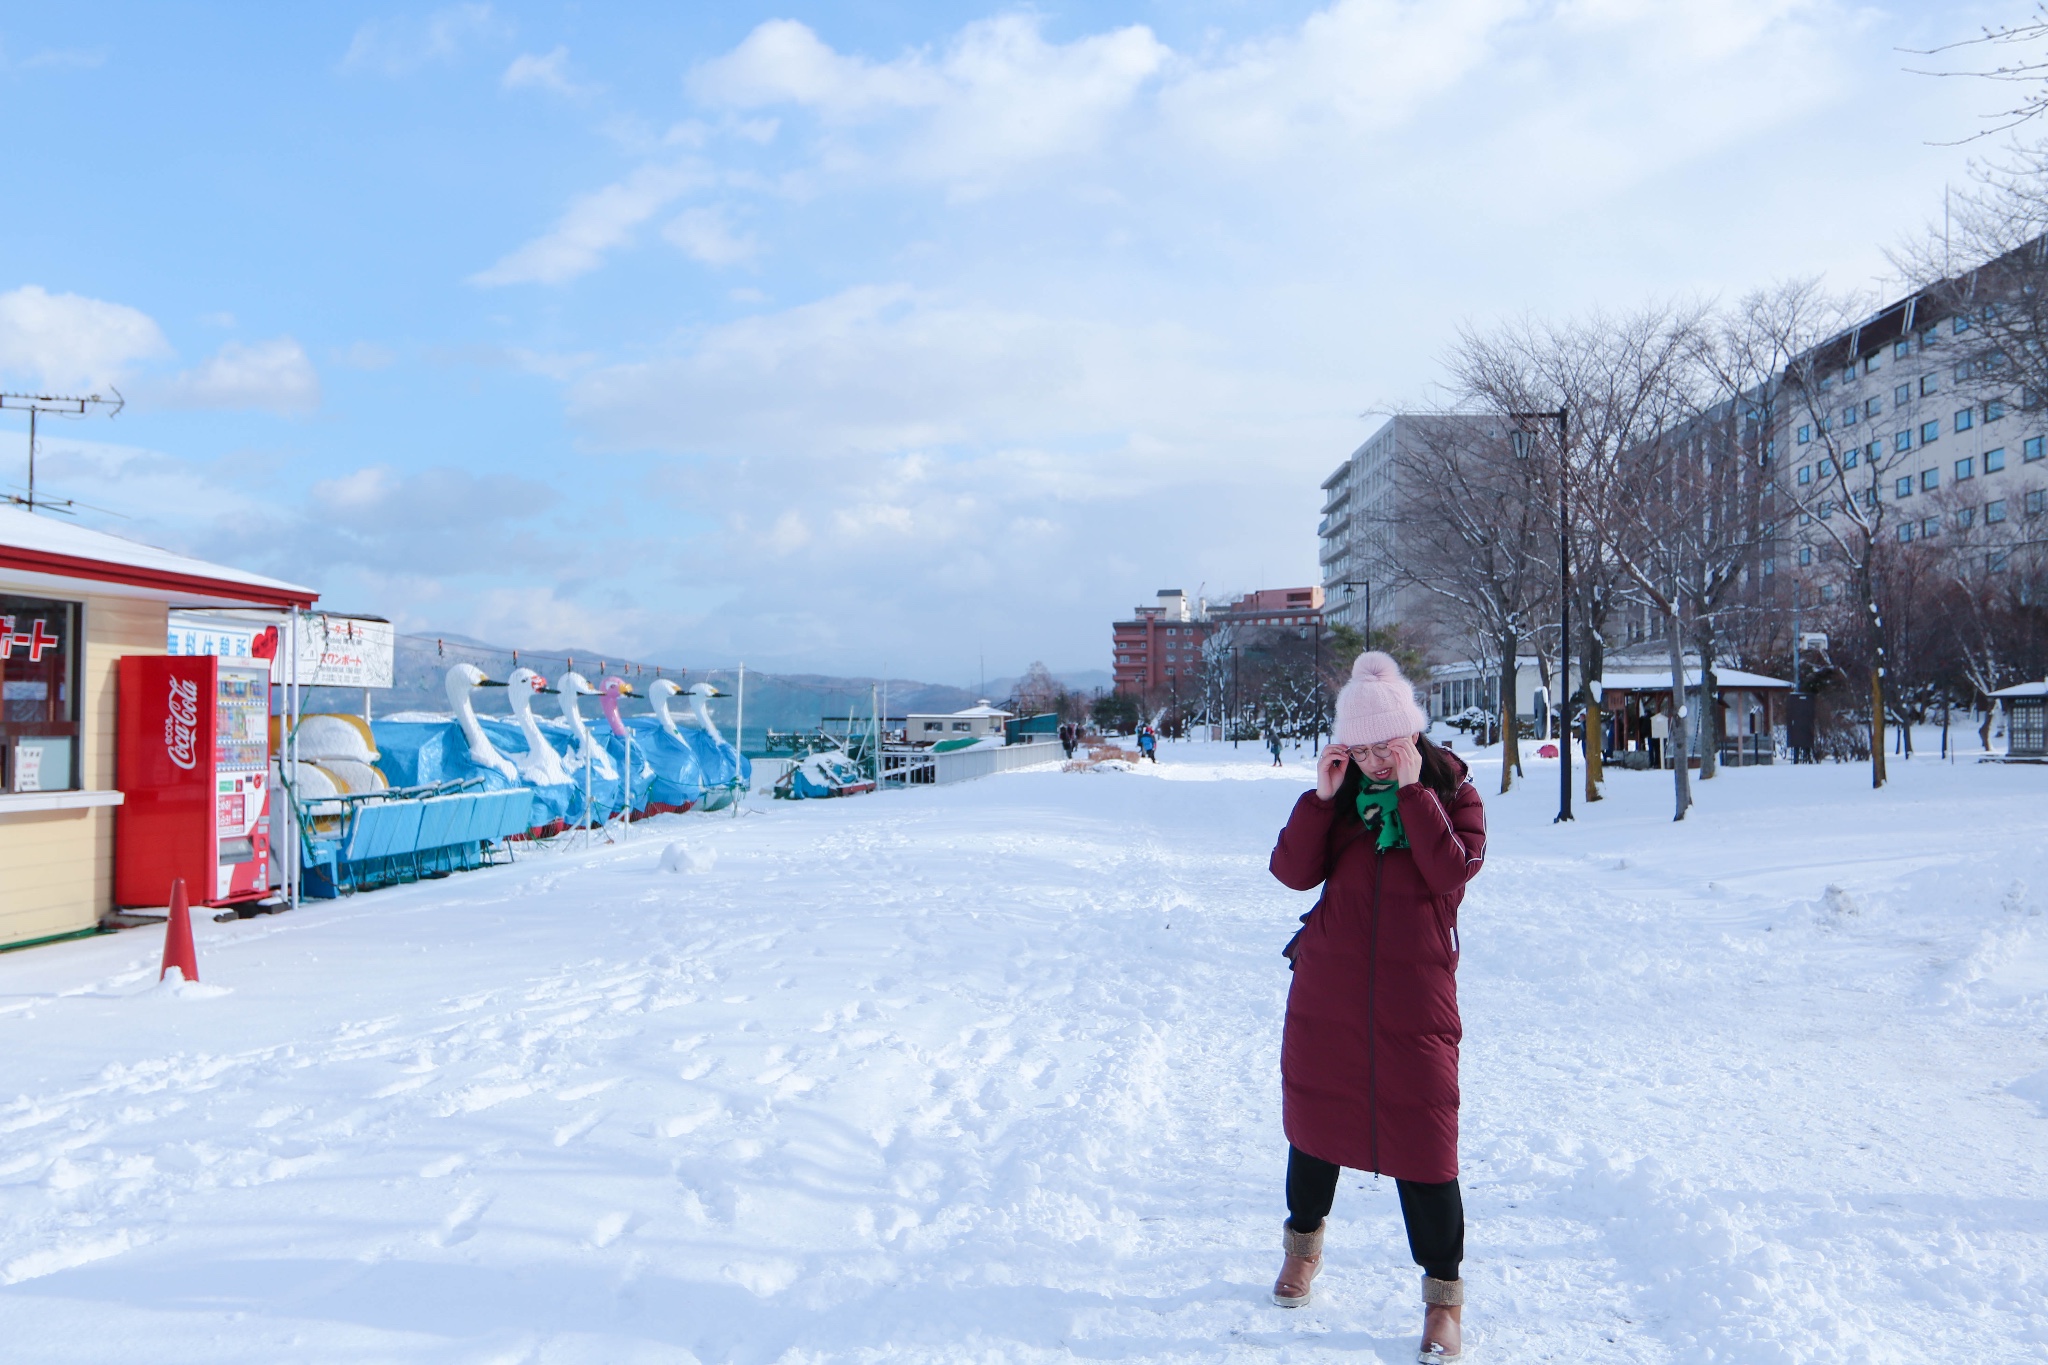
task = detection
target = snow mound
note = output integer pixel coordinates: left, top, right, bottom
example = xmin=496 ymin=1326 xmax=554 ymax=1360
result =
xmin=2010 ymin=1068 xmax=2048 ymax=1118
xmin=148 ymin=969 xmax=232 ymax=999
xmin=660 ymin=841 xmax=716 ymax=874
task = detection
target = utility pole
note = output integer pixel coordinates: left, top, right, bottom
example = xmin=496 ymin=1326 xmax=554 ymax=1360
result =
xmin=1511 ymin=407 xmax=1573 ymax=823
xmin=1 ymin=390 xmax=124 ymax=512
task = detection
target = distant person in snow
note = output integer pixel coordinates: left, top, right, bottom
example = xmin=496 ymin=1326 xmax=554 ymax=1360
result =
xmin=1137 ymin=725 xmax=1157 ymax=762
xmin=1059 ymin=721 xmax=1078 ymax=759
xmin=1267 ymin=728 xmax=1284 ymax=767
xmin=1266 ymin=651 xmax=1486 ymax=1365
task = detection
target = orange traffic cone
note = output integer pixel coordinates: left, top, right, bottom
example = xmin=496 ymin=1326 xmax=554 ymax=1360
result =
xmin=160 ymin=878 xmax=198 ymax=984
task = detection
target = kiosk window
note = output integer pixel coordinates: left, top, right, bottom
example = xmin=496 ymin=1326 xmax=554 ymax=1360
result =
xmin=0 ymin=596 xmax=80 ymax=792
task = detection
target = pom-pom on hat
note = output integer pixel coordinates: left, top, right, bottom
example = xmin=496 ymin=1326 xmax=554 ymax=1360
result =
xmin=1333 ymin=651 xmax=1429 ymax=747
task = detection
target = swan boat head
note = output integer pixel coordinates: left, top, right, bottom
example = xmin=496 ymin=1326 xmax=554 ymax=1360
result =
xmin=444 ymin=663 xmax=517 ymax=782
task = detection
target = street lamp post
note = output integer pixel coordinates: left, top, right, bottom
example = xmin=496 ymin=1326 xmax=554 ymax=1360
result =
xmin=1511 ymin=408 xmax=1574 ymax=824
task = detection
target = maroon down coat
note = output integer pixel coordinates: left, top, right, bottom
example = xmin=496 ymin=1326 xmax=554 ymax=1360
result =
xmin=1269 ymin=761 xmax=1486 ymax=1184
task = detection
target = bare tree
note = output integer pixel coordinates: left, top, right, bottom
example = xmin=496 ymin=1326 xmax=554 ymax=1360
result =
xmin=1386 ymin=416 xmax=1551 ymax=794
xmin=1448 ymin=308 xmax=1705 ymax=814
xmin=1734 ymin=280 xmax=1905 ymax=789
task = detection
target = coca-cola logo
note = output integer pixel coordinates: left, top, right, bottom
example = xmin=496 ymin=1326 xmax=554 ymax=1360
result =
xmin=165 ymin=676 xmax=200 ymax=771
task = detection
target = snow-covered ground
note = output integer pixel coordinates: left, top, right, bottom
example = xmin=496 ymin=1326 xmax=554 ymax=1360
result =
xmin=0 ymin=741 xmax=2043 ymax=1363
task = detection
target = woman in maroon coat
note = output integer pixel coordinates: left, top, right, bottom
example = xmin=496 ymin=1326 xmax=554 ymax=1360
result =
xmin=1267 ymin=652 xmax=1486 ymax=1364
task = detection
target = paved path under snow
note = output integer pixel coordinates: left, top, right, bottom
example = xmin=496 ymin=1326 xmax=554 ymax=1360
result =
xmin=0 ymin=745 xmax=2043 ymax=1362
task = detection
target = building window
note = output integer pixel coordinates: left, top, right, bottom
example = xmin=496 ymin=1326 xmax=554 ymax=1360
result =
xmin=1896 ymin=340 xmax=1911 ymax=358
xmin=1797 ymin=464 xmax=1812 ymax=484
xmin=0 ymin=596 xmax=80 ymax=793
xmin=1989 ymin=550 xmax=2009 ymax=572
xmin=1896 ymin=476 xmax=1914 ymax=498
xmin=1818 ymin=500 xmax=1834 ymax=519
xmin=1956 ymin=457 xmax=1974 ymax=480
xmin=1843 ymin=364 xmax=1858 ymax=384
xmin=1799 ymin=546 xmax=1813 ymax=566
xmin=1895 ymin=384 xmax=1912 ymax=406
xmin=1898 ymin=523 xmax=1914 ymax=543
xmin=1986 ymin=447 xmax=2007 ymax=473
xmin=2028 ymin=436 xmax=2046 ymax=461
xmin=1921 ymin=420 xmax=1941 ymax=444
xmin=1844 ymin=446 xmax=1860 ymax=469
xmin=1762 ymin=557 xmax=1775 ymax=575
xmin=1957 ymin=507 xmax=1975 ymax=529
xmin=1955 ymin=408 xmax=1974 ymax=432
xmin=2027 ymin=489 xmax=2046 ymax=517
xmin=1955 ymin=314 xmax=1971 ymax=333
xmin=1956 ymin=361 xmax=1974 ymax=381
xmin=1923 ymin=468 xmax=1940 ymax=490
xmin=1866 ymin=352 xmax=1883 ymax=373
xmin=1923 ymin=517 xmax=1941 ymax=538
xmin=1895 ymin=431 xmax=1913 ymax=453
xmin=1818 ymin=457 xmax=1835 ymax=477
xmin=1821 ymin=584 xmax=1837 ymax=603
xmin=1841 ymin=405 xmax=1857 ymax=426
xmin=1986 ymin=399 xmax=2006 ymax=422
xmin=1988 ymin=499 xmax=2009 ymax=523
xmin=1798 ymin=511 xmax=1812 ymax=525
xmin=1921 ymin=373 xmax=1939 ymax=395
xmin=1922 ymin=328 xmax=1940 ymax=348
xmin=1797 ymin=424 xmax=1812 ymax=444
xmin=1866 ymin=397 xmax=1882 ymax=418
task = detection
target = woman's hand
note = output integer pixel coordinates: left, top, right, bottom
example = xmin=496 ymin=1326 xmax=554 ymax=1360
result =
xmin=1389 ymin=734 xmax=1423 ymax=788
xmin=1315 ymin=744 xmax=1350 ymax=800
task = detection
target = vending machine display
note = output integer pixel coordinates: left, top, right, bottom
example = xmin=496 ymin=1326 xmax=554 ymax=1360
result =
xmin=116 ymin=654 xmax=272 ymax=907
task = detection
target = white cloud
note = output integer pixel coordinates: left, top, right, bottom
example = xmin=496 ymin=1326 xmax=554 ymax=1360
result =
xmin=471 ymin=161 xmax=707 ymax=286
xmin=342 ymin=3 xmax=502 ymax=77
xmin=1158 ymin=0 xmax=1516 ymax=159
xmin=663 ymin=206 xmax=758 ymax=267
xmin=157 ymin=337 xmax=321 ymax=414
xmin=690 ymin=14 xmax=1168 ymax=187
xmin=0 ymin=285 xmax=169 ymax=392
xmin=565 ymin=283 xmax=1326 ymax=468
xmin=502 ymin=46 xmax=585 ymax=96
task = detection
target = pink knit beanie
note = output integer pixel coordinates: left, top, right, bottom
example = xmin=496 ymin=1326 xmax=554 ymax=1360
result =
xmin=1333 ymin=651 xmax=1429 ymax=746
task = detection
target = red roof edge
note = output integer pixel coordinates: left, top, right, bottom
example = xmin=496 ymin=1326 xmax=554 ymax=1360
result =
xmin=0 ymin=544 xmax=318 ymax=609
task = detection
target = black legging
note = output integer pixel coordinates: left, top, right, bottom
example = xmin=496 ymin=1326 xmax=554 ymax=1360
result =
xmin=1285 ymin=1144 xmax=1462 ymax=1282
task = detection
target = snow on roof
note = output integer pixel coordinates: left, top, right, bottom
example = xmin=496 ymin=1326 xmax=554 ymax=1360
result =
xmin=0 ymin=504 xmax=316 ymax=607
xmin=1989 ymin=680 xmax=2048 ymax=698
xmin=1594 ymin=667 xmax=1792 ymax=692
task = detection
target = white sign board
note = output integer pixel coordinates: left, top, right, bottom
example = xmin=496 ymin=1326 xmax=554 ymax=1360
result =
xmin=168 ymin=612 xmax=396 ymax=689
xmin=283 ymin=615 xmax=395 ymax=689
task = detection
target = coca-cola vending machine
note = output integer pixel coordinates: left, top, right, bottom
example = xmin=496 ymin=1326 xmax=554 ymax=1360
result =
xmin=116 ymin=655 xmax=273 ymax=907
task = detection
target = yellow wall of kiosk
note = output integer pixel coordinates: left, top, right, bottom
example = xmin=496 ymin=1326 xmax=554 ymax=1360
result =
xmin=0 ymin=593 xmax=167 ymax=948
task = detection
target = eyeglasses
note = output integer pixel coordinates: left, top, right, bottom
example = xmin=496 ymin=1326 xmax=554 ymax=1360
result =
xmin=1344 ymin=742 xmax=1399 ymax=760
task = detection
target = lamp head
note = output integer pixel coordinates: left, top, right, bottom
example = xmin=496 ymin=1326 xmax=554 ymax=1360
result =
xmin=1511 ymin=428 xmax=1533 ymax=460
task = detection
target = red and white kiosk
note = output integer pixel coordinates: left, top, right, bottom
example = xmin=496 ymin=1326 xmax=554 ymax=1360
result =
xmin=0 ymin=505 xmax=317 ymax=949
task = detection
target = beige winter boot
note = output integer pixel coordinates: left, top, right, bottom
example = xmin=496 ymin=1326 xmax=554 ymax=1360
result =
xmin=1418 ymin=1274 xmax=1464 ymax=1362
xmin=1271 ymin=1221 xmax=1323 ymax=1307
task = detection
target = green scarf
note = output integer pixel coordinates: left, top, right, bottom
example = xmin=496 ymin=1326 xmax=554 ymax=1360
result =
xmin=1355 ymin=776 xmax=1408 ymax=851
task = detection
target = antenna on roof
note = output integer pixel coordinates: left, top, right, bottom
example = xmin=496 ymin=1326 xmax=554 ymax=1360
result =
xmin=0 ymin=388 xmax=124 ymax=515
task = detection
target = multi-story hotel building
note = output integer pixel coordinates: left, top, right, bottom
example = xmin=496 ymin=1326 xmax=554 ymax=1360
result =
xmin=1318 ymin=415 xmax=1496 ymax=637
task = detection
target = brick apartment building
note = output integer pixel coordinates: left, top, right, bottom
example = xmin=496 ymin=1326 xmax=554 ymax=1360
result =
xmin=1111 ymin=590 xmax=1211 ymax=693
xmin=1110 ymin=586 xmax=1325 ymax=693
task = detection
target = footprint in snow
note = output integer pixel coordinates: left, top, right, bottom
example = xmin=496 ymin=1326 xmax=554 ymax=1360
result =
xmin=438 ymin=1192 xmax=492 ymax=1245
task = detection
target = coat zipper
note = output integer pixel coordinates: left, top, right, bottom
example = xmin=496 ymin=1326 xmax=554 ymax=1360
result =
xmin=1367 ymin=845 xmax=1383 ymax=1174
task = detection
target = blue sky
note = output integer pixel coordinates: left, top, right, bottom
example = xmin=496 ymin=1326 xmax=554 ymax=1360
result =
xmin=0 ymin=1 xmax=2016 ymax=683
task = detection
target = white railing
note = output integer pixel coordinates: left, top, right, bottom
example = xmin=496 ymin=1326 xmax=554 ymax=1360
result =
xmin=882 ymin=738 xmax=1061 ymax=788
